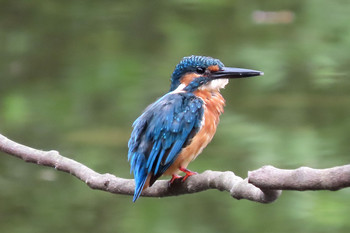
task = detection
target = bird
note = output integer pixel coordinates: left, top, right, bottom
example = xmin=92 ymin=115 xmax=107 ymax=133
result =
xmin=128 ymin=55 xmax=263 ymax=202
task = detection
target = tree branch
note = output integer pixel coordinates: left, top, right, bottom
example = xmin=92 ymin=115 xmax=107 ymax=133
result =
xmin=1 ymin=133 xmax=349 ymax=203
xmin=248 ymin=165 xmax=350 ymax=191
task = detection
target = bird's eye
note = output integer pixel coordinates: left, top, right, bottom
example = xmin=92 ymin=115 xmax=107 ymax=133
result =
xmin=196 ymin=67 xmax=206 ymax=74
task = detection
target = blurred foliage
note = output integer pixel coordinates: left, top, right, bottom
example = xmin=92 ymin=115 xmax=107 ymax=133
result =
xmin=1 ymin=0 xmax=350 ymax=233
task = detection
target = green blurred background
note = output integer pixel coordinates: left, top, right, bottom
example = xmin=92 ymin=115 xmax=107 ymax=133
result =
xmin=1 ymin=0 xmax=350 ymax=232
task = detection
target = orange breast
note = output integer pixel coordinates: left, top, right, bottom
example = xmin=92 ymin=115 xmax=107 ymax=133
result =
xmin=164 ymin=90 xmax=225 ymax=175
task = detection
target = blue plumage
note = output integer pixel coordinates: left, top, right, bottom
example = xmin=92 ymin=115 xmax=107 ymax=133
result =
xmin=128 ymin=92 xmax=204 ymax=202
xmin=170 ymin=55 xmax=224 ymax=91
xmin=127 ymin=55 xmax=263 ymax=202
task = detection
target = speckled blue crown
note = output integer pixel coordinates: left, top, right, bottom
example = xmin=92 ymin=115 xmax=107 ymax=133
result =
xmin=170 ymin=55 xmax=224 ymax=91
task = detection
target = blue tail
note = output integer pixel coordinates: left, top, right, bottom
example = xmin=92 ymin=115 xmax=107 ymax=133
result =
xmin=133 ymin=171 xmax=147 ymax=202
xmin=130 ymin=153 xmax=148 ymax=202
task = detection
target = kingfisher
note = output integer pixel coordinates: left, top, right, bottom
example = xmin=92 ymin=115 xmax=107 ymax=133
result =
xmin=128 ymin=55 xmax=263 ymax=202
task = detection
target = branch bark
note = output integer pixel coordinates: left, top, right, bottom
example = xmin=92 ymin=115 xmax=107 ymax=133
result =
xmin=249 ymin=165 xmax=350 ymax=191
xmin=1 ymin=133 xmax=349 ymax=203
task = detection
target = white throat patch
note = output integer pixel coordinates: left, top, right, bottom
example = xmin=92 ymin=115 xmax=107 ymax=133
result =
xmin=199 ymin=79 xmax=229 ymax=91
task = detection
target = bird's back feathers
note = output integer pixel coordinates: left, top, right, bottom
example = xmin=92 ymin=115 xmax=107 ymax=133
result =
xmin=128 ymin=92 xmax=204 ymax=201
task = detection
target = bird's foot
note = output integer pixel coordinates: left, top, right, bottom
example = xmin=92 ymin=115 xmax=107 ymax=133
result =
xmin=168 ymin=168 xmax=198 ymax=187
xmin=179 ymin=167 xmax=198 ymax=182
xmin=169 ymin=174 xmax=182 ymax=187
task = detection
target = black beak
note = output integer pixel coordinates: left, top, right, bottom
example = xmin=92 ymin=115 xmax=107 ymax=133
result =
xmin=211 ymin=67 xmax=264 ymax=79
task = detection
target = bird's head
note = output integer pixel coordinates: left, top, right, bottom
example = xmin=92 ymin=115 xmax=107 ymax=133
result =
xmin=170 ymin=55 xmax=263 ymax=92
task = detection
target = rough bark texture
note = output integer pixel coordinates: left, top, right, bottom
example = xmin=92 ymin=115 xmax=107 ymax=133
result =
xmin=248 ymin=165 xmax=350 ymax=191
xmin=1 ymin=133 xmax=349 ymax=203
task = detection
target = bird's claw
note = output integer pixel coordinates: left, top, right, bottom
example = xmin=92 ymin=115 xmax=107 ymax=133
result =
xmin=181 ymin=170 xmax=198 ymax=182
xmin=168 ymin=167 xmax=198 ymax=187
xmin=179 ymin=167 xmax=198 ymax=182
xmin=168 ymin=174 xmax=182 ymax=187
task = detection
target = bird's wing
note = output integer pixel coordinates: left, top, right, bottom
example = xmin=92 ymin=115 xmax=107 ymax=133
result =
xmin=128 ymin=92 xmax=204 ymax=201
